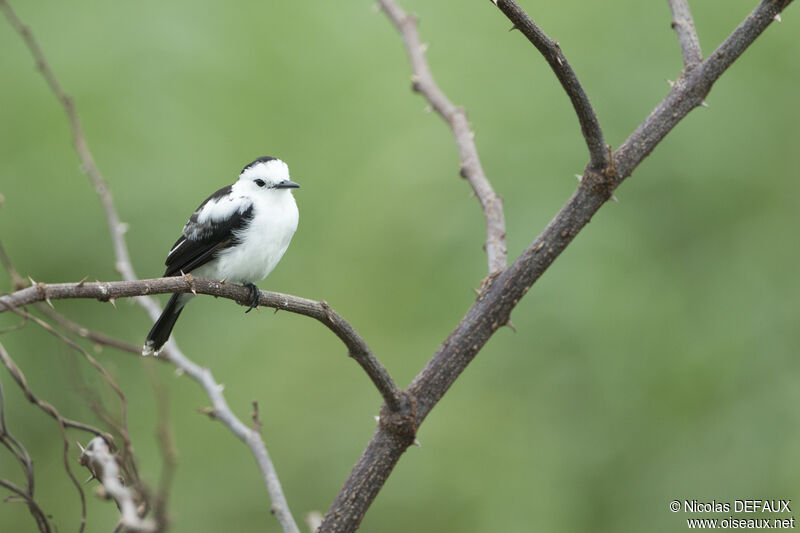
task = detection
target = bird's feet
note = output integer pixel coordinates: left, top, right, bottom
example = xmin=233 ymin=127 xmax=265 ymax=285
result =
xmin=244 ymin=282 xmax=260 ymax=313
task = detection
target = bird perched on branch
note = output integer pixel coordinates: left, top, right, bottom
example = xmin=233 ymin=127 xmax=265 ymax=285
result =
xmin=142 ymin=156 xmax=300 ymax=356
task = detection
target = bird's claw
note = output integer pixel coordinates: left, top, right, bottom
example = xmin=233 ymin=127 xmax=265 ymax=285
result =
xmin=244 ymin=283 xmax=260 ymax=313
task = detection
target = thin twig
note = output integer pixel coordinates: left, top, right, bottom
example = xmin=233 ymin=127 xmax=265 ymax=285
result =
xmin=0 ymin=380 xmax=52 ymax=533
xmin=0 ymin=241 xmax=26 ymax=290
xmin=378 ymin=0 xmax=508 ymax=275
xmin=0 ymin=341 xmax=110 ymax=440
xmin=141 ymin=360 xmax=177 ymax=532
xmin=318 ymin=1 xmax=794 ymax=531
xmin=0 ymin=341 xmax=92 ymax=532
xmin=4 ymin=306 xmax=140 ymax=484
xmin=668 ymin=0 xmax=703 ymax=69
xmin=37 ymin=305 xmax=145 ymax=356
xmin=491 ymin=0 xmax=609 ymax=172
xmin=0 ymin=478 xmax=51 ymax=533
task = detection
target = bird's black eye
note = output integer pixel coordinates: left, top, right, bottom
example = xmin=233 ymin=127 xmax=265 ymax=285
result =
xmin=254 ymin=179 xmax=266 ymax=188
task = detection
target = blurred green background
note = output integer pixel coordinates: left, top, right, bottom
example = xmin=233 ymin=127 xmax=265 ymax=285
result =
xmin=1 ymin=1 xmax=798 ymax=531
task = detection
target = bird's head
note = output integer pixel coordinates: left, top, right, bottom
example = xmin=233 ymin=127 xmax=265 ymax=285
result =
xmin=238 ymin=156 xmax=300 ymax=193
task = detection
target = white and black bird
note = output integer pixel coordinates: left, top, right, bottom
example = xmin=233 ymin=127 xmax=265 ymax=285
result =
xmin=142 ymin=156 xmax=300 ymax=356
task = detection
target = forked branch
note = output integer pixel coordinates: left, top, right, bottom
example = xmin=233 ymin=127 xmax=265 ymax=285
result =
xmin=318 ymin=1 xmax=793 ymax=531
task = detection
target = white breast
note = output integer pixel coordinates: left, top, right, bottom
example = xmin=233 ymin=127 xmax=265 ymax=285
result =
xmin=194 ymin=190 xmax=298 ymax=284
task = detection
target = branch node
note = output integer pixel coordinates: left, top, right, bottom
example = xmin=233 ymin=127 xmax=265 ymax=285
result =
xmin=378 ymin=392 xmax=418 ymax=441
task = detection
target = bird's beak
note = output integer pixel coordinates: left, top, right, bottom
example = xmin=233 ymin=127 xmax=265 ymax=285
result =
xmin=275 ymin=180 xmax=300 ymax=189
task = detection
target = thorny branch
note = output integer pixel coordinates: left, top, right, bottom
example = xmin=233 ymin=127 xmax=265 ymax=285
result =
xmin=316 ymin=1 xmax=793 ymax=531
xmin=0 ymin=0 xmax=793 ymax=533
xmin=378 ymin=0 xmax=508 ymax=275
xmin=78 ymin=436 xmax=155 ymax=533
xmin=0 ymin=277 xmax=401 ymax=410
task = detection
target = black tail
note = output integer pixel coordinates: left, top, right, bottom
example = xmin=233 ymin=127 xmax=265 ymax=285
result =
xmin=142 ymin=294 xmax=188 ymax=356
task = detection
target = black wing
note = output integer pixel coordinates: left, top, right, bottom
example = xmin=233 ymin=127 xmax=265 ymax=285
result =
xmin=163 ymin=186 xmax=254 ymax=277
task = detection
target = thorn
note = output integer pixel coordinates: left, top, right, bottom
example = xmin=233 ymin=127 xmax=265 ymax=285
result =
xmin=473 ymin=287 xmax=480 ymax=296
xmin=77 ymin=275 xmax=89 ymax=287
xmin=373 ymin=415 xmax=380 ymax=422
xmin=84 ymin=475 xmax=97 ymax=484
xmin=575 ymin=174 xmax=583 ymax=182
xmin=183 ymin=272 xmax=197 ymax=295
xmin=424 ymin=104 xmax=432 ymax=113
xmin=76 ymin=441 xmax=86 ymax=453
xmin=108 ymin=298 xmax=116 ymax=309
xmin=117 ymin=222 xmax=129 ymax=235
xmin=219 ymin=277 xmax=227 ymax=284
xmin=505 ymin=320 xmax=516 ymax=332
xmin=419 ymin=43 xmax=428 ymax=53
xmin=174 ymin=367 xmax=185 ymax=377
xmin=28 ymin=276 xmax=36 ymax=286
xmin=273 ymin=307 xmax=279 ymax=314
xmin=197 ymin=406 xmax=216 ymax=419
xmin=774 ymin=13 xmax=782 ymax=22
xmin=412 ymin=438 xmax=422 ymax=448
xmin=45 ymin=296 xmax=54 ymax=309
xmin=217 ymin=383 xmax=225 ymax=392
xmin=611 ymin=194 xmax=619 ymax=203
xmin=491 ymin=0 xmax=499 ymax=5
xmin=700 ymin=100 xmax=709 ymax=108
xmin=508 ymin=24 xmax=518 ymax=32
xmin=666 ymin=79 xmax=675 ymax=88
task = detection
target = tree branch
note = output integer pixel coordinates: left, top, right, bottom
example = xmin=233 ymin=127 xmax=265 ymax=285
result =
xmin=613 ymin=0 xmax=791 ymax=182
xmin=0 ymin=3 xmax=394 ymax=532
xmin=318 ymin=1 xmax=793 ymax=531
xmin=0 ymin=380 xmax=52 ymax=533
xmin=36 ymin=305 xmax=143 ymax=356
xmin=378 ymin=0 xmax=508 ymax=275
xmin=668 ymin=0 xmax=703 ymax=68
xmin=0 ymin=277 xmax=401 ymax=409
xmin=78 ymin=436 xmax=155 ymax=533
xmin=0 ymin=341 xmax=97 ymax=532
xmin=491 ymin=0 xmax=609 ymax=172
